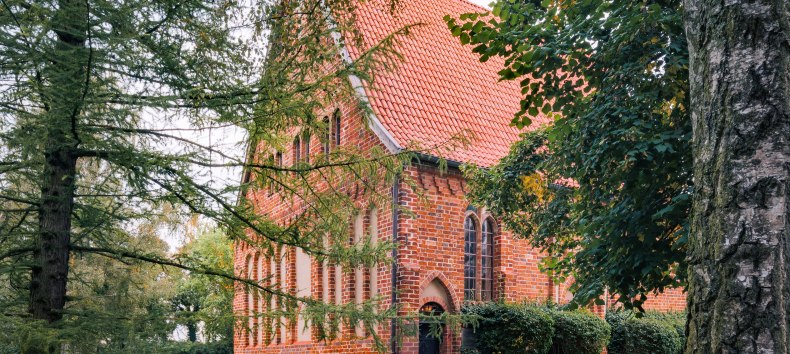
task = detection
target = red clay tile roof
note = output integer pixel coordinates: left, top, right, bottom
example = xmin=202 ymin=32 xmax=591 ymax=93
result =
xmin=345 ymin=0 xmax=550 ymax=167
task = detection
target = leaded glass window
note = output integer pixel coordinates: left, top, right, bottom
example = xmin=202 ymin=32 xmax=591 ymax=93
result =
xmin=322 ymin=116 xmax=330 ymax=154
xmin=292 ymin=136 xmax=301 ymax=165
xmin=332 ymin=111 xmax=341 ymax=146
xmin=481 ymin=219 xmax=495 ymax=301
xmin=464 ymin=216 xmax=477 ymax=300
xmin=302 ymin=132 xmax=311 ymax=163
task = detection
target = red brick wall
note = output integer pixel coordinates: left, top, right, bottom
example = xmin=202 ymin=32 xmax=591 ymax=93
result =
xmin=640 ymin=287 xmax=686 ymax=312
xmin=234 ymin=94 xmax=400 ymax=353
xmin=392 ymin=163 xmax=563 ymax=354
xmin=233 ymin=88 xmax=687 ymax=354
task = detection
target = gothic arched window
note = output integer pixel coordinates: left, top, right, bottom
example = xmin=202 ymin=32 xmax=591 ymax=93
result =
xmin=302 ymin=131 xmax=311 ymax=163
xmin=292 ymin=136 xmax=301 ymax=166
xmin=463 ymin=216 xmax=477 ymax=300
xmin=481 ymin=218 xmax=495 ymax=301
xmin=332 ymin=111 xmax=341 ymax=147
xmin=322 ymin=115 xmax=330 ymax=154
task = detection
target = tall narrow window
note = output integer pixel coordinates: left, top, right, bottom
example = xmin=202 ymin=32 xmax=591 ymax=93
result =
xmin=302 ymin=132 xmax=311 ymax=163
xmin=276 ymin=151 xmax=283 ymax=167
xmin=292 ymin=136 xmax=301 ymax=166
xmin=481 ymin=219 xmax=495 ymax=301
xmin=463 ymin=216 xmax=477 ymax=300
xmin=322 ymin=116 xmax=330 ymax=154
xmin=331 ymin=111 xmax=341 ymax=147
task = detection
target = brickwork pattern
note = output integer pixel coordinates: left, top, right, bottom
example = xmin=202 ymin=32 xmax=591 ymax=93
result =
xmin=234 ymin=2 xmax=686 ymax=352
xmin=233 ymin=107 xmax=687 ymax=354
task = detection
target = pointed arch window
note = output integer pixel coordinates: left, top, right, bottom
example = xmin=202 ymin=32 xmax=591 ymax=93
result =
xmin=322 ymin=115 xmax=330 ymax=154
xmin=463 ymin=216 xmax=477 ymax=300
xmin=481 ymin=218 xmax=495 ymax=301
xmin=292 ymin=136 xmax=301 ymax=166
xmin=302 ymin=132 xmax=311 ymax=163
xmin=331 ymin=111 xmax=341 ymax=147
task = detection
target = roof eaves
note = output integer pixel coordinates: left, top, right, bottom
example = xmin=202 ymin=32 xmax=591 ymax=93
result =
xmin=414 ymin=152 xmax=463 ymax=169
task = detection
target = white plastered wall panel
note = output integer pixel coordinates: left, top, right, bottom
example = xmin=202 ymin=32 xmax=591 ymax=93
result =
xmin=295 ymin=247 xmax=312 ymax=342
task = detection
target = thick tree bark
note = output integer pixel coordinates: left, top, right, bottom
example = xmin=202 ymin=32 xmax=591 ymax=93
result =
xmin=683 ymin=0 xmax=790 ymax=352
xmin=29 ymin=0 xmax=87 ymax=323
xmin=29 ymin=148 xmax=77 ymax=323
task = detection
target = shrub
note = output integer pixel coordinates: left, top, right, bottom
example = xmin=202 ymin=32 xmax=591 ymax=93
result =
xmin=605 ymin=311 xmax=631 ymax=354
xmin=607 ymin=312 xmax=682 ymax=354
xmin=160 ymin=341 xmax=233 ymax=354
xmin=549 ymin=310 xmax=611 ymax=354
xmin=645 ymin=311 xmax=686 ymax=339
xmin=463 ymin=302 xmax=555 ymax=354
xmin=645 ymin=311 xmax=686 ymax=353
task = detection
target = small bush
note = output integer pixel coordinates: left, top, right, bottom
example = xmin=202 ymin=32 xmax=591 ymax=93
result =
xmin=607 ymin=312 xmax=682 ymax=354
xmin=463 ymin=302 xmax=555 ymax=354
xmin=645 ymin=311 xmax=686 ymax=339
xmin=606 ymin=311 xmax=631 ymax=354
xmin=549 ymin=310 xmax=610 ymax=354
xmin=646 ymin=311 xmax=686 ymax=353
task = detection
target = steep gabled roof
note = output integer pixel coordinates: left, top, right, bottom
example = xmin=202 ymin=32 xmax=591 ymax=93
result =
xmin=344 ymin=0 xmax=549 ymax=167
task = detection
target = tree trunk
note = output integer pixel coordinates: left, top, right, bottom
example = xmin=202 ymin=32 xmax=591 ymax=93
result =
xmin=187 ymin=320 xmax=199 ymax=343
xmin=188 ymin=304 xmax=200 ymax=342
xmin=28 ymin=0 xmax=87 ymax=323
xmin=683 ymin=0 xmax=790 ymax=352
xmin=29 ymin=147 xmax=77 ymax=323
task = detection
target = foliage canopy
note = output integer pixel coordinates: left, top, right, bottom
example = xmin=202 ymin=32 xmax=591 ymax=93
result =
xmin=0 ymin=0 xmax=410 ymax=350
xmin=448 ymin=0 xmax=691 ymax=309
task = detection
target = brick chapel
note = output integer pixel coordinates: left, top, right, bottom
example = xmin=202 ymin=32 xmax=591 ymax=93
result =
xmin=233 ymin=0 xmax=686 ymax=353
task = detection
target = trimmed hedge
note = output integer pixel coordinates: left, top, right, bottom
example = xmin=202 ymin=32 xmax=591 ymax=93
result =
xmin=463 ymin=302 xmax=555 ymax=354
xmin=549 ymin=310 xmax=611 ymax=354
xmin=462 ymin=303 xmax=611 ymax=354
xmin=645 ymin=311 xmax=686 ymax=340
xmin=463 ymin=303 xmax=684 ymax=354
xmin=607 ymin=311 xmax=684 ymax=354
xmin=160 ymin=341 xmax=233 ymax=354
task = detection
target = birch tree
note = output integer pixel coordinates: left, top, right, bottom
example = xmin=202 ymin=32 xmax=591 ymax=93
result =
xmin=683 ymin=0 xmax=789 ymax=352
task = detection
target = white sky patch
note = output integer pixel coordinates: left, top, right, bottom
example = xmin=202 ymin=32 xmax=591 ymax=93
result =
xmin=469 ymin=0 xmax=493 ymax=8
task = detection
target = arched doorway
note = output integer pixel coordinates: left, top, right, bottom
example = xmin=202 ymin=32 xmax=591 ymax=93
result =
xmin=419 ymin=302 xmax=445 ymax=354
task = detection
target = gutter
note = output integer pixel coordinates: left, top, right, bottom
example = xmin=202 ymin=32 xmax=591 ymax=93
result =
xmin=413 ymin=152 xmax=464 ymax=170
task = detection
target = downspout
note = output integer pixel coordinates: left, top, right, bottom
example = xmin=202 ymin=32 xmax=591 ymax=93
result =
xmin=390 ymin=173 xmax=401 ymax=354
